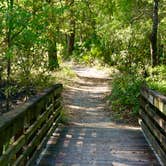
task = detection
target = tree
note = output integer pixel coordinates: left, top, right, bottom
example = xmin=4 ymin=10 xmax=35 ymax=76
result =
xmin=6 ymin=0 xmax=14 ymax=111
xmin=150 ymin=0 xmax=159 ymax=67
xmin=46 ymin=0 xmax=60 ymax=70
xmin=65 ymin=0 xmax=75 ymax=58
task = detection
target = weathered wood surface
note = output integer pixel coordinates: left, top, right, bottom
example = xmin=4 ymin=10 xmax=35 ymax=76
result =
xmin=0 ymin=84 xmax=63 ymax=166
xmin=141 ymin=85 xmax=166 ymax=116
xmin=37 ymin=126 xmax=160 ymax=166
xmin=37 ymin=68 xmax=160 ymax=166
xmin=140 ymin=85 xmax=166 ymax=165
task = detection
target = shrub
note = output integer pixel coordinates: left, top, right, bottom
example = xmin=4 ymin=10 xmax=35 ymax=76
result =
xmin=109 ymin=73 xmax=144 ymax=116
xmin=146 ymin=65 xmax=166 ymax=95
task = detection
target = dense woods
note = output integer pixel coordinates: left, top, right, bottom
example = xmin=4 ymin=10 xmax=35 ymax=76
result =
xmin=0 ymin=0 xmax=165 ymax=116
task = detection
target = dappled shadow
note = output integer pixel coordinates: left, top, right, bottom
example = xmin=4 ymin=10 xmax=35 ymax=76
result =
xmin=37 ymin=67 xmax=160 ymax=166
xmin=63 ymin=83 xmax=109 ymax=124
xmin=38 ymin=126 xmax=159 ymax=166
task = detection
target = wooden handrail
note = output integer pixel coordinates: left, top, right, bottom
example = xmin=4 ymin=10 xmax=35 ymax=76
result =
xmin=140 ymin=85 xmax=166 ymax=165
xmin=0 ymin=84 xmax=63 ymax=166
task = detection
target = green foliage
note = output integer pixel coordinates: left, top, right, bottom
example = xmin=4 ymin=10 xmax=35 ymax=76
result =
xmin=50 ymin=65 xmax=76 ymax=86
xmin=72 ymin=44 xmax=103 ymax=65
xmin=0 ymin=0 xmax=165 ymax=114
xmin=109 ymin=73 xmax=144 ymax=115
xmin=146 ymin=65 xmax=166 ymax=95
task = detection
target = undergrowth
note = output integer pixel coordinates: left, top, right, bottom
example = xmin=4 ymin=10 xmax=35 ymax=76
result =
xmin=146 ymin=65 xmax=166 ymax=95
xmin=107 ymin=67 xmax=144 ymax=125
xmin=109 ymin=73 xmax=143 ymax=113
xmin=0 ymin=63 xmax=76 ymax=113
xmin=108 ymin=64 xmax=166 ymax=125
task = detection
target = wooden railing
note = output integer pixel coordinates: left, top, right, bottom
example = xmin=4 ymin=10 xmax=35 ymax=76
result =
xmin=0 ymin=84 xmax=63 ymax=166
xmin=140 ymin=85 xmax=166 ymax=165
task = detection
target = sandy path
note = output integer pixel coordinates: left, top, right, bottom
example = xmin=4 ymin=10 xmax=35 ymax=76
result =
xmin=37 ymin=67 xmax=160 ymax=166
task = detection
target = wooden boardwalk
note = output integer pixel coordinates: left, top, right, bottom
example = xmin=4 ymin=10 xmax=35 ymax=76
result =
xmin=37 ymin=68 xmax=160 ymax=166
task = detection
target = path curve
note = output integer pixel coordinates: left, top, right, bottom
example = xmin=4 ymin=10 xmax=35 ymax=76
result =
xmin=37 ymin=67 xmax=160 ymax=166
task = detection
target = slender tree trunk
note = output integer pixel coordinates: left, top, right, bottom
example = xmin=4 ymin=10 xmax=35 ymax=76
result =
xmin=150 ymin=0 xmax=159 ymax=67
xmin=67 ymin=20 xmax=75 ymax=56
xmin=0 ymin=66 xmax=2 ymax=82
xmin=48 ymin=41 xmax=59 ymax=70
xmin=47 ymin=0 xmax=59 ymax=70
xmin=6 ymin=0 xmax=14 ymax=111
xmin=7 ymin=0 xmax=13 ymax=82
xmin=65 ymin=0 xmax=75 ymax=58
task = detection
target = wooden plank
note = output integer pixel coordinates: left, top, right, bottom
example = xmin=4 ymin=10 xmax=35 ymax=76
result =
xmin=14 ymin=107 xmax=62 ymax=166
xmin=0 ymin=103 xmax=55 ymax=165
xmin=14 ymin=115 xmax=62 ymax=166
xmin=14 ymin=107 xmax=62 ymax=164
xmin=53 ymin=85 xmax=63 ymax=97
xmin=25 ymin=97 xmax=59 ymax=137
xmin=0 ymin=112 xmax=25 ymax=148
xmin=0 ymin=84 xmax=63 ymax=165
xmin=141 ymin=87 xmax=153 ymax=105
xmin=25 ymin=103 xmax=53 ymax=141
xmin=140 ymin=97 xmax=166 ymax=133
xmin=140 ymin=120 xmax=166 ymax=165
xmin=0 ymin=147 xmax=2 ymax=156
xmin=28 ymin=111 xmax=59 ymax=148
xmin=54 ymin=101 xmax=61 ymax=110
xmin=140 ymin=87 xmax=166 ymax=165
xmin=26 ymin=113 xmax=62 ymax=166
xmin=19 ymin=115 xmax=56 ymax=164
xmin=141 ymin=86 xmax=166 ymax=116
xmin=0 ymin=135 xmax=25 ymax=166
xmin=0 ymin=84 xmax=62 ymax=132
xmin=140 ymin=109 xmax=166 ymax=151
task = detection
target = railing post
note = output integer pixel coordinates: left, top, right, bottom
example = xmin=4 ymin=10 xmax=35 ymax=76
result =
xmin=140 ymin=85 xmax=166 ymax=165
xmin=15 ymin=128 xmax=24 ymax=163
xmin=0 ymin=144 xmax=2 ymax=156
xmin=0 ymin=84 xmax=63 ymax=165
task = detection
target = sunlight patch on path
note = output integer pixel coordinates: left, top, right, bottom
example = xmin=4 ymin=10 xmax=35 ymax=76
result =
xmin=70 ymin=122 xmax=141 ymax=130
xmin=73 ymin=67 xmax=111 ymax=79
xmin=37 ymin=66 xmax=160 ymax=166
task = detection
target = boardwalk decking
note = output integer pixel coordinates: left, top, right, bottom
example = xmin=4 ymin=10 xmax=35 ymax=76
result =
xmin=37 ymin=68 xmax=160 ymax=166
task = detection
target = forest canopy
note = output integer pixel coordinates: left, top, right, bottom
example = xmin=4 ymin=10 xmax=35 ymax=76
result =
xmin=0 ymin=0 xmax=165 ymax=113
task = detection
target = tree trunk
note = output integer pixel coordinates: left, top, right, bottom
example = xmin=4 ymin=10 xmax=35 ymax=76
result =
xmin=6 ymin=0 xmax=14 ymax=111
xmin=46 ymin=0 xmax=59 ymax=70
xmin=48 ymin=42 xmax=59 ymax=70
xmin=0 ymin=66 xmax=2 ymax=82
xmin=67 ymin=20 xmax=75 ymax=56
xmin=150 ymin=0 xmax=159 ymax=67
xmin=65 ymin=0 xmax=75 ymax=58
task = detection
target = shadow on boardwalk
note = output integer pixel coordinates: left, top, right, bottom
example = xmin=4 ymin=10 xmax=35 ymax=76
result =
xmin=37 ymin=67 xmax=160 ymax=166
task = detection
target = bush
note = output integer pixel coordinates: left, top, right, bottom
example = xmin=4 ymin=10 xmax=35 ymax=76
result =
xmin=146 ymin=65 xmax=166 ymax=95
xmin=109 ymin=73 xmax=143 ymax=116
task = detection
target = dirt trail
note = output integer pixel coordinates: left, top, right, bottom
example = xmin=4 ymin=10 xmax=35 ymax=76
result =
xmin=64 ymin=67 xmax=111 ymax=126
xmin=37 ymin=67 xmax=160 ymax=166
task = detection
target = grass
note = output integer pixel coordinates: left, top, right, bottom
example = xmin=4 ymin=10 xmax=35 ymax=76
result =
xmin=50 ymin=64 xmax=77 ymax=86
